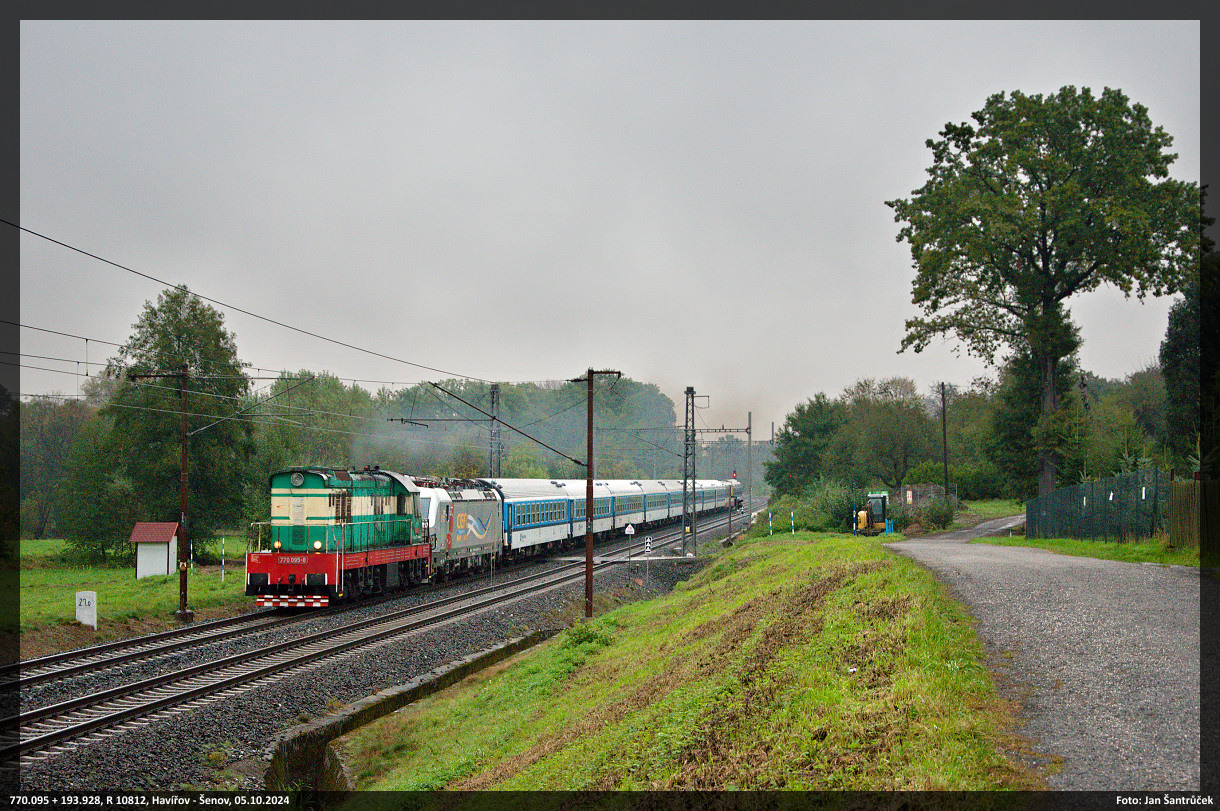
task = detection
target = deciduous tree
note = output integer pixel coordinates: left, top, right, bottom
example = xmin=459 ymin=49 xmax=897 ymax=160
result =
xmin=19 ymin=396 xmax=94 ymax=538
xmin=99 ymin=286 xmax=253 ymax=544
xmin=838 ymin=377 xmax=936 ymax=490
xmin=888 ymin=86 xmax=1200 ymax=494
xmin=764 ymin=394 xmax=846 ymax=497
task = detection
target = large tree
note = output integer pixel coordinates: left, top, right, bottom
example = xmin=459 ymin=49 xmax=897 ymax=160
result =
xmin=1160 ymin=280 xmax=1200 ymax=465
xmin=764 ymin=394 xmax=846 ymax=497
xmin=99 ymin=286 xmax=254 ymax=544
xmin=837 ymin=377 xmax=936 ymax=490
xmin=888 ymin=86 xmax=1200 ymax=495
xmin=19 ymin=396 xmax=94 ymax=538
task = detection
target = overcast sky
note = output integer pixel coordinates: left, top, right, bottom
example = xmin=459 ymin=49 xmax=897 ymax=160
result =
xmin=18 ymin=20 xmax=1200 ymax=444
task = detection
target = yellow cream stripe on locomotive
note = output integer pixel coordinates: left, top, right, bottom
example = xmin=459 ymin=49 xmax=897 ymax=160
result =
xmin=270 ymin=488 xmax=336 ymax=525
xmin=270 ymin=489 xmax=389 ymax=524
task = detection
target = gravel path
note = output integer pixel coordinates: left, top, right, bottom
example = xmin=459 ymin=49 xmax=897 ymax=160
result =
xmin=885 ymin=517 xmax=1200 ymax=791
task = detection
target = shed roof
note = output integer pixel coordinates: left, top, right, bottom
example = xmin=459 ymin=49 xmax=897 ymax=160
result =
xmin=128 ymin=522 xmax=179 ymax=544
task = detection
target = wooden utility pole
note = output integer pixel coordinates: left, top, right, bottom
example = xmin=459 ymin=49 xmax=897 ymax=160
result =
xmin=128 ymin=364 xmax=193 ymax=621
xmin=941 ymin=382 xmax=950 ymax=503
xmin=570 ymin=368 xmax=620 ymax=618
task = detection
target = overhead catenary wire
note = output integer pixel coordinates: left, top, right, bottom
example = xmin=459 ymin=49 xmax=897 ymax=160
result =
xmin=9 ymin=315 xmax=619 ymax=422
xmin=70 ymin=398 xmax=479 ymax=451
xmin=13 ymin=361 xmax=588 ymax=439
xmin=3 ymin=218 xmax=488 ymax=383
xmin=0 ymin=350 xmax=111 ymax=368
xmin=188 ymin=375 xmax=316 ymax=437
xmin=428 ymin=380 xmax=585 ymax=466
xmin=11 ymin=367 xmax=403 ymax=434
xmin=0 ymin=318 xmax=125 ymax=348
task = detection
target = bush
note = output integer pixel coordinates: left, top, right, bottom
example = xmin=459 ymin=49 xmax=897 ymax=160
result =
xmin=958 ymin=462 xmax=1008 ymax=500
xmin=919 ymin=498 xmax=956 ymax=531
xmin=563 ymin=621 xmax=614 ymax=649
xmin=906 ymin=460 xmax=1009 ymax=501
xmin=888 ymin=501 xmax=912 ymax=531
xmin=803 ymin=477 xmax=865 ymax=530
xmin=750 ymin=479 xmax=869 ymax=536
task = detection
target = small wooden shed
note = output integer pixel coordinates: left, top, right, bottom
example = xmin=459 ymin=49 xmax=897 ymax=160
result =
xmin=129 ymin=522 xmax=179 ymax=579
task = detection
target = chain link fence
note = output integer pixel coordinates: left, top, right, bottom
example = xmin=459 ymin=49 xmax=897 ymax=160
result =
xmin=1025 ymin=469 xmax=1172 ymax=543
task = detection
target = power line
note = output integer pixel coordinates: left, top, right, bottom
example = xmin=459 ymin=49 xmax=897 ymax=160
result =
xmin=0 ymin=319 xmax=125 ymax=347
xmin=189 ymin=375 xmax=316 ymax=436
xmin=4 ymin=218 xmax=487 ymax=383
xmin=430 ymin=380 xmax=584 ymax=466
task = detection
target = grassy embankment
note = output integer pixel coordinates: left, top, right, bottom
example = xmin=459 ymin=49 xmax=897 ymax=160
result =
xmin=337 ymin=530 xmax=1046 ymax=793
xmin=17 ymin=538 xmax=251 ymax=658
xmin=971 ymin=535 xmax=1198 ymax=567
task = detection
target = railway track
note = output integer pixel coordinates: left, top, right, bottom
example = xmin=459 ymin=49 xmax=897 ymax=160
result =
xmin=12 ymin=502 xmax=754 ymax=691
xmin=7 ymin=510 xmax=744 ymax=765
xmin=4 ymin=609 xmax=281 ymax=688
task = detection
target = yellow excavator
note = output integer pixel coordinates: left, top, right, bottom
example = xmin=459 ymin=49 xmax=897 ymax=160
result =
xmin=853 ymin=492 xmax=889 ymax=536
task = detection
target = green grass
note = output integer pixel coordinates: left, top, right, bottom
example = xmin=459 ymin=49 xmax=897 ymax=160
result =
xmin=958 ymin=499 xmax=1025 ymax=521
xmin=338 ymin=532 xmax=1044 ymax=794
xmin=18 ymin=538 xmax=251 ymax=635
xmin=19 ymin=538 xmax=71 ymax=560
xmin=971 ymin=535 xmax=1198 ymax=567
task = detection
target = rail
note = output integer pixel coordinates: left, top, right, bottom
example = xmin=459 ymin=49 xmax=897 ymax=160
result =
xmin=5 ymin=510 xmax=737 ymax=763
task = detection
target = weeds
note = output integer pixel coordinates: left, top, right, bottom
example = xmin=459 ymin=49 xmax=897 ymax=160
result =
xmin=341 ymin=532 xmax=1044 ymax=792
xmin=974 ymin=535 xmax=1198 ymax=566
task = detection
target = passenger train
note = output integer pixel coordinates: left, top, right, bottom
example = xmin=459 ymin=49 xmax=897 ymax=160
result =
xmin=245 ymin=466 xmax=738 ymax=608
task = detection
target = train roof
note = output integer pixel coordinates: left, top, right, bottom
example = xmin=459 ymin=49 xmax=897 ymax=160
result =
xmin=480 ymin=478 xmax=731 ymax=501
xmin=274 ymin=469 xmax=732 ymax=497
xmin=271 ymin=466 xmax=401 ymax=487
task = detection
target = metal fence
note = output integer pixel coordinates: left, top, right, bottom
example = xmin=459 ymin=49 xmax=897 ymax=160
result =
xmin=1025 ymin=469 xmax=1171 ymax=543
xmin=1168 ymin=481 xmax=1199 ymax=547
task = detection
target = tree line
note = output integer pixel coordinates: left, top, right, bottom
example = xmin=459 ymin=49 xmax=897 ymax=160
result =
xmin=765 ymin=353 xmax=1195 ymax=506
xmin=18 ymin=287 xmax=759 ymax=563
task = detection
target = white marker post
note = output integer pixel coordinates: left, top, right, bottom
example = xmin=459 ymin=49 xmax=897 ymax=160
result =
xmin=76 ymin=591 xmax=97 ymax=630
xmin=625 ymin=523 xmax=635 ymax=559
xmin=644 ymin=536 xmax=652 ymax=587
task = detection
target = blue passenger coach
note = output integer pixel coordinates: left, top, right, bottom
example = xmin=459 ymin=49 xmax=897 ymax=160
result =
xmin=479 ymin=477 xmax=735 ymax=560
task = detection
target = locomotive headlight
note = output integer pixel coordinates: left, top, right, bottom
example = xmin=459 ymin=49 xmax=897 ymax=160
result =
xmin=273 ymin=540 xmax=282 ymax=549
xmin=313 ymin=541 xmax=322 ymax=551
